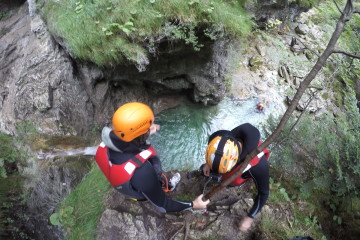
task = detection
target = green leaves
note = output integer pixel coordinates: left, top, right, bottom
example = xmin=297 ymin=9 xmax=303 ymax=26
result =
xmin=49 ymin=213 xmax=61 ymax=226
xmin=188 ymin=0 xmax=200 ymax=6
xmin=49 ymin=206 xmax=75 ymax=227
xmin=333 ymin=215 xmax=343 ymax=225
xmin=74 ymin=2 xmax=83 ymax=14
xmin=102 ymin=21 xmax=137 ymax=36
xmin=279 ymin=187 xmax=290 ymax=201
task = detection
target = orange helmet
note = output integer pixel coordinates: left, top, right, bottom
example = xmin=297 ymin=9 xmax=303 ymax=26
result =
xmin=205 ymin=135 xmax=240 ymax=174
xmin=112 ymin=102 xmax=154 ymax=142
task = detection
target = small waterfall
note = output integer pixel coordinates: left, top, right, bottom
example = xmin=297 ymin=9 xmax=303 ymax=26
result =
xmin=37 ymin=146 xmax=98 ymax=160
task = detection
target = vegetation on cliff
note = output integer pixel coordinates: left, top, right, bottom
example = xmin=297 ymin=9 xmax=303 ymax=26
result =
xmin=36 ymin=0 xmax=254 ymax=66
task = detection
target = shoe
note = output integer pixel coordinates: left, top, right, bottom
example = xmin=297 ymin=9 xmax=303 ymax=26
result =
xmin=169 ymin=173 xmax=181 ymax=191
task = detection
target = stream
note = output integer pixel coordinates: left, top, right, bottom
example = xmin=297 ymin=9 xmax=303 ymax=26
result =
xmin=150 ymin=96 xmax=286 ymax=171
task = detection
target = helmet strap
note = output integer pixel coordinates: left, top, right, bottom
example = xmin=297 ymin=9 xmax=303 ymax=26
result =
xmin=212 ymin=136 xmax=228 ymax=173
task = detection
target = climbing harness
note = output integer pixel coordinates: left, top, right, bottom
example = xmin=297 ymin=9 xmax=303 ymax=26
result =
xmin=95 ymin=142 xmax=157 ymax=186
xmin=161 ymin=173 xmax=172 ymax=193
xmin=95 ymin=142 xmax=157 ymax=200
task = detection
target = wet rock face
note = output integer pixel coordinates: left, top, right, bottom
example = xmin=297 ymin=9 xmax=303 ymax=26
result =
xmin=105 ymin=38 xmax=228 ymax=107
xmin=0 ymin=3 xmax=91 ymax=136
xmin=0 ymin=2 xmax=229 ymax=137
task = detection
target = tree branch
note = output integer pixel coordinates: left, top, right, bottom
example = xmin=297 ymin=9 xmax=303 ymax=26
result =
xmin=273 ymin=91 xmax=319 ymax=151
xmin=333 ymin=0 xmax=343 ymax=14
xmin=344 ymin=0 xmax=354 ymax=21
xmin=332 ymin=50 xmax=360 ymax=59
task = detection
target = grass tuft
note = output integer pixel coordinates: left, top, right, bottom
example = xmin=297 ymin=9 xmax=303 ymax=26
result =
xmin=57 ymin=164 xmax=110 ymax=240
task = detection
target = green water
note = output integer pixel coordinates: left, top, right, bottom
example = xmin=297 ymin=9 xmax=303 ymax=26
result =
xmin=149 ymin=97 xmax=285 ymax=171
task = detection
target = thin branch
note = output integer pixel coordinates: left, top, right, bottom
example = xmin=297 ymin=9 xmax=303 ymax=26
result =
xmin=333 ymin=0 xmax=343 ymax=14
xmin=272 ymin=91 xmax=319 ymax=151
xmin=332 ymin=50 xmax=360 ymax=59
xmin=292 ymin=37 xmax=321 ymax=58
xmin=168 ymin=224 xmax=185 ymax=240
xmin=344 ymin=0 xmax=354 ymax=21
xmin=354 ymin=11 xmax=360 ymax=15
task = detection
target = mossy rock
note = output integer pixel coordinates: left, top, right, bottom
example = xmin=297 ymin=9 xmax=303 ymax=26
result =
xmin=304 ymin=49 xmax=314 ymax=60
xmin=249 ymin=55 xmax=263 ymax=71
xmin=321 ymin=92 xmax=329 ymax=100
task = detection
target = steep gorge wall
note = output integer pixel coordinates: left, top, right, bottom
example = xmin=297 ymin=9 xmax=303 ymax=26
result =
xmin=0 ymin=1 xmax=230 ymax=138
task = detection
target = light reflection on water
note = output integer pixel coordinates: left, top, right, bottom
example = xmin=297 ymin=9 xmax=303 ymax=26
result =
xmin=149 ymin=97 xmax=285 ymax=171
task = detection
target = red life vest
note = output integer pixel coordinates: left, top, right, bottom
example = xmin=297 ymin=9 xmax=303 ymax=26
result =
xmin=95 ymin=142 xmax=157 ymax=187
xmin=221 ymin=141 xmax=270 ymax=186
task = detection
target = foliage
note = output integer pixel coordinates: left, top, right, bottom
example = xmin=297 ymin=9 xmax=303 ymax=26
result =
xmin=0 ymin=11 xmax=11 ymax=21
xmin=338 ymin=13 xmax=360 ymax=91
xmin=51 ymin=165 xmax=110 ymax=240
xmin=0 ymin=121 xmax=41 ymax=178
xmin=265 ymin=18 xmax=282 ymax=31
xmin=268 ymin=100 xmax=360 ymax=200
xmin=269 ymin=178 xmax=292 ymax=203
xmin=0 ymin=133 xmax=18 ymax=178
xmin=261 ymin=196 xmax=327 ymax=240
xmin=37 ymin=0 xmax=254 ymax=66
xmin=50 ymin=206 xmax=75 ymax=227
xmin=297 ymin=0 xmax=321 ymax=9
xmin=0 ymin=122 xmax=36 ymax=178
xmin=309 ymin=0 xmax=340 ymax=30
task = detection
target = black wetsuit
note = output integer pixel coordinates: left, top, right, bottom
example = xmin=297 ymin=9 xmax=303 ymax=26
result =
xmin=107 ymin=131 xmax=193 ymax=213
xmin=209 ymin=123 xmax=270 ymax=218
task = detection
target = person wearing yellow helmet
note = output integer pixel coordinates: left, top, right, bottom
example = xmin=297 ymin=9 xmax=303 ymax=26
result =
xmin=96 ymin=102 xmax=209 ymax=213
xmin=202 ymin=123 xmax=270 ymax=232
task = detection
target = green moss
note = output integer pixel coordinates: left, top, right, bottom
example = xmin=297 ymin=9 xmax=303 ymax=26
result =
xmin=321 ymin=92 xmax=329 ymax=100
xmin=334 ymin=89 xmax=343 ymax=107
xmin=39 ymin=0 xmax=254 ymax=66
xmin=175 ymin=192 xmax=196 ymax=202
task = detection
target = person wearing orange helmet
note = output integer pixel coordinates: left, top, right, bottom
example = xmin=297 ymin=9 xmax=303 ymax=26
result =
xmin=96 ymin=102 xmax=209 ymax=213
xmin=202 ymin=123 xmax=270 ymax=232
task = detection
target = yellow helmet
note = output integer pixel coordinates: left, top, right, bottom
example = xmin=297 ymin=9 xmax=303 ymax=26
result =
xmin=205 ymin=135 xmax=240 ymax=174
xmin=112 ymin=102 xmax=154 ymax=142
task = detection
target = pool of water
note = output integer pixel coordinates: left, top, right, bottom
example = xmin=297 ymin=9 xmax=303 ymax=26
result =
xmin=149 ymin=97 xmax=286 ymax=171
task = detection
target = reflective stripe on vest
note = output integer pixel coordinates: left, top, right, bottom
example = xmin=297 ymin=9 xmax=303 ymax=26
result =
xmin=95 ymin=143 xmax=157 ymax=187
xmin=221 ymin=141 xmax=270 ymax=186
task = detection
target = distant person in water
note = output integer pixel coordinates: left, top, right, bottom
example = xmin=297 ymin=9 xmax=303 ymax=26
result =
xmin=202 ymin=123 xmax=270 ymax=231
xmin=95 ymin=102 xmax=209 ymax=213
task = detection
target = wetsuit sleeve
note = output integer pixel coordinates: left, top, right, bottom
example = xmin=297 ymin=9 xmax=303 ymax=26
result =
xmin=131 ymin=162 xmax=193 ymax=213
xmin=246 ymin=156 xmax=270 ymax=218
xmin=230 ymin=123 xmax=260 ymax=157
xmin=147 ymin=156 xmax=163 ymax=179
